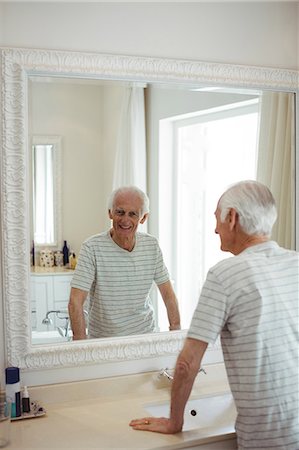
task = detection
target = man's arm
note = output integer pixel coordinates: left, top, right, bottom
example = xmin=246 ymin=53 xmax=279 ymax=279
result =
xmin=130 ymin=338 xmax=208 ymax=433
xmin=68 ymin=287 xmax=89 ymax=340
xmin=158 ymin=280 xmax=181 ymax=330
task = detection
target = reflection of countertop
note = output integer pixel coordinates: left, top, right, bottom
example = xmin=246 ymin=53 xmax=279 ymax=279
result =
xmin=8 ymin=364 xmax=237 ymax=449
xmin=31 ymin=266 xmax=75 ymax=275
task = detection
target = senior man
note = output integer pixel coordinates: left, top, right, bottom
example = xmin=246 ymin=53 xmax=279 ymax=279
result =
xmin=130 ymin=180 xmax=299 ymax=450
xmin=68 ymin=185 xmax=180 ymax=339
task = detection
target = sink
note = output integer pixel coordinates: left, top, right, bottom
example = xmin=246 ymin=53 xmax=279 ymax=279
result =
xmin=144 ymin=392 xmax=236 ymax=432
xmin=31 ymin=330 xmax=70 ymax=344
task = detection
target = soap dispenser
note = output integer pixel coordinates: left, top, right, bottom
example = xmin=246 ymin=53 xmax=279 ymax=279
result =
xmin=69 ymin=252 xmax=77 ymax=270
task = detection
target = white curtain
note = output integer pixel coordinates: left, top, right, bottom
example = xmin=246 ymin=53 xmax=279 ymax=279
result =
xmin=113 ymin=85 xmax=147 ymax=193
xmin=256 ymin=91 xmax=295 ymax=249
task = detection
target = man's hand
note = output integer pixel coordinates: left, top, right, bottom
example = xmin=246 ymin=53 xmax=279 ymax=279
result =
xmin=129 ymin=417 xmax=182 ymax=434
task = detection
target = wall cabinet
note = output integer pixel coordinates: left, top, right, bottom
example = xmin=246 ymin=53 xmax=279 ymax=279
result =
xmin=30 ymin=270 xmax=74 ymax=332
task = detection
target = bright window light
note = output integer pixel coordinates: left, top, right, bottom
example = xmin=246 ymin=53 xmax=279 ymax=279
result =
xmin=158 ymin=99 xmax=259 ymax=331
xmin=33 ymin=144 xmax=55 ymax=245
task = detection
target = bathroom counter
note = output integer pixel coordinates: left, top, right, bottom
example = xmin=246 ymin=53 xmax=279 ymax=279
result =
xmin=8 ymin=364 xmax=237 ymax=450
xmin=31 ymin=266 xmax=75 ymax=275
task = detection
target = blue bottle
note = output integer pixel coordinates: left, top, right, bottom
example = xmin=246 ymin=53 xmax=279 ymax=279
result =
xmin=62 ymin=240 xmax=69 ymax=266
xmin=5 ymin=366 xmax=21 ymax=418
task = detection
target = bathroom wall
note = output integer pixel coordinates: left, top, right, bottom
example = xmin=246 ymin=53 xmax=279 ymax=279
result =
xmin=0 ymin=3 xmax=298 ymax=69
xmin=29 ymin=81 xmax=124 ymax=255
xmin=0 ymin=2 xmax=298 ymax=385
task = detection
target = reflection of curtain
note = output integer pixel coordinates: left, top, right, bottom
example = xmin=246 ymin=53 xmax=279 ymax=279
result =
xmin=256 ymin=92 xmax=295 ymax=249
xmin=113 ymin=86 xmax=147 ymax=193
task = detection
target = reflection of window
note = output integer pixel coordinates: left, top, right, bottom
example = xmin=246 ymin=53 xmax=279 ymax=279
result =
xmin=32 ymin=136 xmax=61 ymax=246
xmin=158 ymin=99 xmax=259 ymax=331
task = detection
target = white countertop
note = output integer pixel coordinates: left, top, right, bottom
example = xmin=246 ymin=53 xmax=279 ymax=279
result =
xmin=8 ymin=364 xmax=237 ymax=450
xmin=31 ymin=266 xmax=75 ymax=275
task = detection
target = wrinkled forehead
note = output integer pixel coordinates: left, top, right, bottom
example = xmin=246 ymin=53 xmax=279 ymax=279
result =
xmin=113 ymin=191 xmax=143 ymax=211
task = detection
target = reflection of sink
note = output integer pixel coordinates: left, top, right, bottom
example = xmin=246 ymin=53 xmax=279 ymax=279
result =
xmin=144 ymin=392 xmax=236 ymax=432
xmin=31 ymin=330 xmax=70 ymax=345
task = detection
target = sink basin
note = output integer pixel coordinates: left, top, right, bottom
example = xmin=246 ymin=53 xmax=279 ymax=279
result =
xmin=31 ymin=330 xmax=70 ymax=344
xmin=144 ymin=392 xmax=236 ymax=432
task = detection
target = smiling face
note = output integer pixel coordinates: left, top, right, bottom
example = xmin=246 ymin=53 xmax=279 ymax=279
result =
xmin=109 ymin=191 xmax=147 ymax=250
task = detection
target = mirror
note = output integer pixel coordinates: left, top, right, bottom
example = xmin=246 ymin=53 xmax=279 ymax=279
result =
xmin=28 ymin=76 xmax=264 ymax=343
xmin=1 ymin=47 xmax=298 ymax=372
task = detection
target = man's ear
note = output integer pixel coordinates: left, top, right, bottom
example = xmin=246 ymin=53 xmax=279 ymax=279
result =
xmin=140 ymin=213 xmax=148 ymax=224
xmin=108 ymin=209 xmax=113 ymax=220
xmin=228 ymin=208 xmax=238 ymax=230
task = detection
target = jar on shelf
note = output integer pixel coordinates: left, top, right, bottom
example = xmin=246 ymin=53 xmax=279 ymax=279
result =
xmin=54 ymin=250 xmax=64 ymax=267
xmin=39 ymin=249 xmax=54 ymax=268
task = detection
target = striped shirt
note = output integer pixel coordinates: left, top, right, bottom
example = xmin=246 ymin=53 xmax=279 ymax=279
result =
xmin=188 ymin=241 xmax=299 ymax=450
xmin=71 ymin=231 xmax=170 ymax=338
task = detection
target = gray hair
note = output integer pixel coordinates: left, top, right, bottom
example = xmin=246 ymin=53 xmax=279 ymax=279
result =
xmin=108 ymin=186 xmax=150 ymax=215
xmin=218 ymin=180 xmax=277 ymax=236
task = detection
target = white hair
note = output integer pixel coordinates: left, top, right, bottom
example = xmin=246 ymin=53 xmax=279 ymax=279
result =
xmin=218 ymin=180 xmax=277 ymax=236
xmin=108 ymin=186 xmax=150 ymax=215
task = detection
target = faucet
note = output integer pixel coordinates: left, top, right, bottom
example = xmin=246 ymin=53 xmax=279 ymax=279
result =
xmin=42 ymin=309 xmax=89 ymax=338
xmin=42 ymin=310 xmax=71 ymax=337
xmin=158 ymin=366 xmax=206 ymax=382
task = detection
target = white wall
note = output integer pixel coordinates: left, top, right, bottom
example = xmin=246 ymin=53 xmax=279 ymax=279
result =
xmin=0 ymin=2 xmax=298 ymax=385
xmin=29 ymin=80 xmax=124 ymax=255
xmin=1 ymin=2 xmax=298 ymax=70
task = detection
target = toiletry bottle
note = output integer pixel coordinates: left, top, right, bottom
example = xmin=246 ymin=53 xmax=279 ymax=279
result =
xmin=5 ymin=367 xmax=21 ymax=418
xmin=22 ymin=386 xmax=30 ymax=413
xmin=62 ymin=240 xmax=69 ymax=266
xmin=31 ymin=240 xmax=35 ymax=267
xmin=69 ymin=252 xmax=73 ymax=269
xmin=69 ymin=252 xmax=77 ymax=270
xmin=0 ymin=387 xmax=11 ymax=447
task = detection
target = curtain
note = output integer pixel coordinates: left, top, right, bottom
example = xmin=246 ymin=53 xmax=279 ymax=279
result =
xmin=113 ymin=85 xmax=147 ymax=193
xmin=256 ymin=92 xmax=295 ymax=249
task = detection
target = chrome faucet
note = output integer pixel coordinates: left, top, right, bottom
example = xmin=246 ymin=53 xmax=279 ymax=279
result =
xmin=42 ymin=310 xmax=71 ymax=337
xmin=158 ymin=366 xmax=206 ymax=382
xmin=42 ymin=309 xmax=88 ymax=338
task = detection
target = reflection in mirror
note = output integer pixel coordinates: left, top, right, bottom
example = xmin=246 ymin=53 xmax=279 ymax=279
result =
xmin=31 ymin=136 xmax=62 ymax=247
xmin=2 ymin=48 xmax=297 ymax=373
xmin=28 ymin=76 xmax=295 ymax=345
xmin=157 ymin=96 xmax=259 ymax=328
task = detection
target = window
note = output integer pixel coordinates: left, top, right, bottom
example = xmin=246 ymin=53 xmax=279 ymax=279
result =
xmin=32 ymin=136 xmax=62 ymax=247
xmin=158 ymin=99 xmax=259 ymax=330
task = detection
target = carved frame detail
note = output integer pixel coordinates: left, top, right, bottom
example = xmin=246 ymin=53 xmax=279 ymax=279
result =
xmin=1 ymin=47 xmax=298 ymax=371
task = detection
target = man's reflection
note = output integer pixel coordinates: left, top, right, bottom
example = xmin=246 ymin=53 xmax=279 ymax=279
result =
xmin=68 ymin=186 xmax=180 ymax=339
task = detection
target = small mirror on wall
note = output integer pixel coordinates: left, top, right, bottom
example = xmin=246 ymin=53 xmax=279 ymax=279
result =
xmin=31 ymin=136 xmax=62 ymax=248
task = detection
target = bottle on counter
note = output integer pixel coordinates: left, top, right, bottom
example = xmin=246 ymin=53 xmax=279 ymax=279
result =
xmin=31 ymin=240 xmax=35 ymax=266
xmin=22 ymin=386 xmax=30 ymax=414
xmin=69 ymin=252 xmax=77 ymax=270
xmin=5 ymin=367 xmax=21 ymax=418
xmin=62 ymin=240 xmax=69 ymax=266
xmin=0 ymin=388 xmax=10 ymax=446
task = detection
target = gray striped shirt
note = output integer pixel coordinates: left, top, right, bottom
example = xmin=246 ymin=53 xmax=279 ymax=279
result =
xmin=188 ymin=241 xmax=299 ymax=450
xmin=71 ymin=231 xmax=170 ymax=338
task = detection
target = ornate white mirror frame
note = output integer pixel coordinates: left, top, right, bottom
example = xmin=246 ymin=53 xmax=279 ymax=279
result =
xmin=1 ymin=47 xmax=298 ymax=372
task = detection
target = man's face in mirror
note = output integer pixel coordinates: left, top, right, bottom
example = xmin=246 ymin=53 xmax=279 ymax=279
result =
xmin=109 ymin=191 xmax=147 ymax=244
